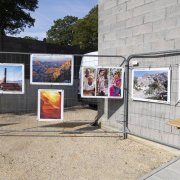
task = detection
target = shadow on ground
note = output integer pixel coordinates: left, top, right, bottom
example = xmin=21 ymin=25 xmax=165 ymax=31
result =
xmin=39 ymin=121 xmax=93 ymax=128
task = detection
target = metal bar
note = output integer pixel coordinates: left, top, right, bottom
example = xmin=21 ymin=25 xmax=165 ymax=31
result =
xmin=128 ymin=132 xmax=180 ymax=150
xmin=123 ymin=60 xmax=129 ymax=139
xmin=127 ymin=49 xmax=180 ymax=62
xmin=0 ymin=129 xmax=124 ymax=133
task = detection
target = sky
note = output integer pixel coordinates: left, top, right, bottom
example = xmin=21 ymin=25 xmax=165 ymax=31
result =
xmin=134 ymin=70 xmax=168 ymax=77
xmin=0 ymin=65 xmax=22 ymax=82
xmin=13 ymin=0 xmax=98 ymax=40
xmin=32 ymin=54 xmax=73 ymax=62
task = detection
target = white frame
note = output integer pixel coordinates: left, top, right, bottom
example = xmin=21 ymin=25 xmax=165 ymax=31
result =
xmin=81 ymin=66 xmax=124 ymax=99
xmin=96 ymin=67 xmax=109 ymax=98
xmin=179 ymin=65 xmax=180 ymax=102
xmin=38 ymin=89 xmax=64 ymax=121
xmin=81 ymin=67 xmax=97 ymax=98
xmin=132 ymin=68 xmax=171 ymax=104
xmin=109 ymin=67 xmax=124 ymax=99
xmin=0 ymin=63 xmax=24 ymax=94
xmin=30 ymin=54 xmax=74 ymax=85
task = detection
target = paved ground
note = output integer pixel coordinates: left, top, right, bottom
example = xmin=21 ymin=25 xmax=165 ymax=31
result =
xmin=139 ymin=157 xmax=180 ymax=180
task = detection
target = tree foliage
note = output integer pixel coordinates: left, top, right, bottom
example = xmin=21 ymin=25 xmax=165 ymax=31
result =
xmin=23 ymin=36 xmax=38 ymax=40
xmin=0 ymin=0 xmax=38 ymax=36
xmin=46 ymin=16 xmax=78 ymax=45
xmin=73 ymin=5 xmax=98 ymax=51
xmin=46 ymin=5 xmax=98 ymax=52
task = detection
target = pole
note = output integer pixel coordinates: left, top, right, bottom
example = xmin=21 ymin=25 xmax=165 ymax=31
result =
xmin=123 ymin=60 xmax=129 ymax=139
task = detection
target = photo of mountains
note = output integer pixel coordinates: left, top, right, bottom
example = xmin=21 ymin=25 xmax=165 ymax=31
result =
xmin=132 ymin=68 xmax=170 ymax=103
xmin=31 ymin=54 xmax=73 ymax=85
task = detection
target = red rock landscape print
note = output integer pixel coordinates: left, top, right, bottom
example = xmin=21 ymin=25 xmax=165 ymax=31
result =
xmin=31 ymin=54 xmax=73 ymax=85
xmin=38 ymin=90 xmax=64 ymax=121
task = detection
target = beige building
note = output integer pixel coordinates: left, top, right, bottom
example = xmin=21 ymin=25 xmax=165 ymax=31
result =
xmin=99 ymin=0 xmax=180 ymax=148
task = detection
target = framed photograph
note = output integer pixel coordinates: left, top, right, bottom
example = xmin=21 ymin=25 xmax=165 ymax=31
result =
xmin=132 ymin=68 xmax=171 ymax=104
xmin=0 ymin=63 xmax=24 ymax=94
xmin=30 ymin=54 xmax=74 ymax=85
xmin=81 ymin=67 xmax=96 ymax=97
xmin=109 ymin=67 xmax=124 ymax=99
xmin=96 ymin=68 xmax=109 ymax=97
xmin=81 ymin=66 xmax=124 ymax=99
xmin=38 ymin=89 xmax=64 ymax=121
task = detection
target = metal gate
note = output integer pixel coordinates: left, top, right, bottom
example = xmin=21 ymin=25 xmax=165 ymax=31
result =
xmin=0 ymin=52 xmax=126 ymax=137
xmin=124 ymin=50 xmax=180 ymax=149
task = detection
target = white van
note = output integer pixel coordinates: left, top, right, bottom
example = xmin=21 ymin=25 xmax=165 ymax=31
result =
xmin=78 ymin=51 xmax=98 ymax=107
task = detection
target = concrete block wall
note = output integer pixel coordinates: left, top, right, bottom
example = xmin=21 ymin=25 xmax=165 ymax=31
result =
xmin=99 ymin=0 xmax=180 ymax=148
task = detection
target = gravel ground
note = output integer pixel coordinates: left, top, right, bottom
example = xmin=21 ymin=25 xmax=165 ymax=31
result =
xmin=0 ymin=106 xmax=178 ymax=180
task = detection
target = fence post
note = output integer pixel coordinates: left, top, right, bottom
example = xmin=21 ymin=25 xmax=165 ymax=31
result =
xmin=123 ymin=59 xmax=129 ymax=139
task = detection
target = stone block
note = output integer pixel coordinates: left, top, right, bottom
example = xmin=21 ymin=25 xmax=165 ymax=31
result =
xmin=126 ymin=15 xmax=144 ymax=28
xmin=144 ymin=9 xmax=165 ymax=23
xmin=127 ymin=0 xmax=144 ymax=10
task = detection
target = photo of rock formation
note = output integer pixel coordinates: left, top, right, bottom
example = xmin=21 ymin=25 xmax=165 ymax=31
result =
xmin=38 ymin=89 xmax=64 ymax=121
xmin=132 ymin=68 xmax=170 ymax=103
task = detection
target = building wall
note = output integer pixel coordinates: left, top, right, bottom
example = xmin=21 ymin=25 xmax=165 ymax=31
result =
xmin=99 ymin=0 xmax=180 ymax=148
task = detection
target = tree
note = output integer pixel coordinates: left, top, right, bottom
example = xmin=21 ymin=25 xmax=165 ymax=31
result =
xmin=46 ymin=5 xmax=98 ymax=51
xmin=0 ymin=0 xmax=38 ymax=36
xmin=23 ymin=36 xmax=38 ymax=40
xmin=72 ymin=5 xmax=98 ymax=51
xmin=46 ymin=16 xmax=78 ymax=45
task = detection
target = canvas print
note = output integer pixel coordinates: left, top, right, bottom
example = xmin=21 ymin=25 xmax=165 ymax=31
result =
xmin=96 ymin=68 xmax=109 ymax=97
xmin=30 ymin=54 xmax=73 ymax=85
xmin=82 ymin=67 xmax=96 ymax=97
xmin=0 ymin=63 xmax=24 ymax=94
xmin=132 ymin=68 xmax=170 ymax=103
xmin=38 ymin=89 xmax=64 ymax=121
xmin=109 ymin=68 xmax=124 ymax=98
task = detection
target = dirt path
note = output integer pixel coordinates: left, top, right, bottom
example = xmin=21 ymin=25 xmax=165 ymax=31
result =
xmin=0 ymin=107 xmax=178 ymax=180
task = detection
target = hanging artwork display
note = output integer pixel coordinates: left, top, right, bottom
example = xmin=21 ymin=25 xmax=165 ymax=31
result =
xmin=0 ymin=63 xmax=24 ymax=94
xmin=96 ymin=68 xmax=109 ymax=97
xmin=132 ymin=68 xmax=171 ymax=104
xmin=109 ymin=68 xmax=123 ymax=98
xmin=81 ymin=66 xmax=124 ymax=99
xmin=38 ymin=89 xmax=64 ymax=121
xmin=82 ymin=67 xmax=96 ymax=97
xmin=30 ymin=54 xmax=74 ymax=85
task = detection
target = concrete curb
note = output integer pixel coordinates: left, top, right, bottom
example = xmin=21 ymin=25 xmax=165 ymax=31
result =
xmin=138 ymin=156 xmax=180 ymax=180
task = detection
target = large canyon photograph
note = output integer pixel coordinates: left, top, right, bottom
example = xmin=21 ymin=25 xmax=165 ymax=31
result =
xmin=31 ymin=54 xmax=73 ymax=85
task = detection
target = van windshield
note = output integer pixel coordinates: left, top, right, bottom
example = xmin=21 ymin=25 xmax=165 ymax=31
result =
xmin=81 ymin=52 xmax=98 ymax=67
